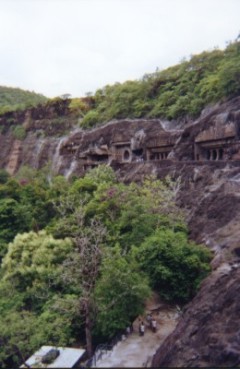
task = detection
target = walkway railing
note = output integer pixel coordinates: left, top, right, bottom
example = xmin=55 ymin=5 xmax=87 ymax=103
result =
xmin=85 ymin=331 xmax=124 ymax=367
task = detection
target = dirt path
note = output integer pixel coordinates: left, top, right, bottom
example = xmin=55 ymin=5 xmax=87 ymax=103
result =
xmin=95 ymin=293 xmax=179 ymax=368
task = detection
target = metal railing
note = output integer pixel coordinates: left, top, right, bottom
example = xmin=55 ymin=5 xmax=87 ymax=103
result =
xmin=85 ymin=331 xmax=124 ymax=367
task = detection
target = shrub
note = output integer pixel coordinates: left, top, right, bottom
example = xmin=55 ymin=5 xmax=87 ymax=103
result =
xmin=80 ymin=110 xmax=100 ymax=128
xmin=12 ymin=125 xmax=26 ymax=140
xmin=0 ymin=169 xmax=9 ymax=184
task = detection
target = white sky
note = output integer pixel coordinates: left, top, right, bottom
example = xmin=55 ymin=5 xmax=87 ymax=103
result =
xmin=0 ymin=0 xmax=239 ymax=98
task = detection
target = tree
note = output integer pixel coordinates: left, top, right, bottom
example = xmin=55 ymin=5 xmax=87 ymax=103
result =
xmin=218 ymin=57 xmax=240 ymax=97
xmin=0 ymin=309 xmax=38 ymax=368
xmin=0 ymin=292 xmax=74 ymax=368
xmin=84 ymin=174 xmax=185 ymax=251
xmin=94 ymin=247 xmax=150 ymax=338
xmin=2 ymin=231 xmax=73 ymax=307
xmin=0 ymin=231 xmax=74 ymax=367
xmin=134 ymin=228 xmax=212 ymax=303
xmin=54 ymin=199 xmax=107 ymax=357
xmin=0 ymin=198 xmax=29 ymax=260
xmin=69 ymin=98 xmax=89 ymax=117
xmin=80 ymin=110 xmax=100 ymax=128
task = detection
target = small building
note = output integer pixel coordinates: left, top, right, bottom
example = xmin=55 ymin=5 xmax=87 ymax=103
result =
xmin=20 ymin=345 xmax=86 ymax=368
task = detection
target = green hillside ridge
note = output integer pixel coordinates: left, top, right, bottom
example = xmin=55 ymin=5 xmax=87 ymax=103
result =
xmin=1 ymin=40 xmax=239 ymax=130
xmin=0 ymin=86 xmax=48 ymax=114
xmin=80 ymin=40 xmax=240 ymax=128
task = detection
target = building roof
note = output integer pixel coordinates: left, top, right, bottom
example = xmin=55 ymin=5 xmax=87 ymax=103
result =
xmin=21 ymin=346 xmax=86 ymax=368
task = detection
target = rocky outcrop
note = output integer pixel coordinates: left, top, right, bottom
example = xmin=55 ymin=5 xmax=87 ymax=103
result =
xmin=0 ymin=98 xmax=79 ymax=175
xmin=171 ymin=96 xmax=240 ymax=161
xmin=1 ymin=96 xmax=240 ymax=178
xmin=152 ymin=264 xmax=240 ymax=367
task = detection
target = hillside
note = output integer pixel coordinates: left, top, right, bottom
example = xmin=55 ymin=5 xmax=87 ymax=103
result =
xmin=0 ymin=86 xmax=48 ymax=114
xmin=1 ymin=40 xmax=239 ymax=132
xmin=80 ymin=40 xmax=240 ymax=128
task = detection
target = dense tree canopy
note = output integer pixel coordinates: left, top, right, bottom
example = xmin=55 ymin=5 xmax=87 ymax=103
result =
xmin=0 ymin=231 xmax=74 ymax=367
xmin=94 ymin=246 xmax=150 ymax=338
xmin=0 ymin=165 xmax=212 ymax=367
xmin=134 ymin=229 xmax=211 ymax=303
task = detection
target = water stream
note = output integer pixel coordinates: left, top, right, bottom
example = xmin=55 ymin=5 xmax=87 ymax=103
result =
xmin=51 ymin=136 xmax=68 ymax=175
xmin=65 ymin=159 xmax=78 ymax=179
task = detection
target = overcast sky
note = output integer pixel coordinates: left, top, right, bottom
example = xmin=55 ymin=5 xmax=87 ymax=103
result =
xmin=0 ymin=0 xmax=239 ymax=98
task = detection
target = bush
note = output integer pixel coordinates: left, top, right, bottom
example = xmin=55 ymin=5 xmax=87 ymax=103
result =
xmin=12 ymin=125 xmax=26 ymax=140
xmin=0 ymin=169 xmax=9 ymax=184
xmin=69 ymin=98 xmax=89 ymax=116
xmin=80 ymin=110 xmax=100 ymax=128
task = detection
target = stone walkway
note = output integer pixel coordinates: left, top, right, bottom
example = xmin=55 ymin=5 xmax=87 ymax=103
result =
xmin=94 ymin=294 xmax=179 ymax=367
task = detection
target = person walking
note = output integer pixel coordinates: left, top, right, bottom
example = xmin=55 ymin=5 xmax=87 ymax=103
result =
xmin=146 ymin=313 xmax=152 ymax=328
xmin=140 ymin=321 xmax=145 ymax=336
xmin=151 ymin=318 xmax=157 ymax=333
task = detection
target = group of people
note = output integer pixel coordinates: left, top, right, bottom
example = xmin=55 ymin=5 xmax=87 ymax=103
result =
xmin=124 ymin=313 xmax=157 ymax=340
xmin=138 ymin=313 xmax=157 ymax=336
xmin=135 ymin=157 xmax=144 ymax=162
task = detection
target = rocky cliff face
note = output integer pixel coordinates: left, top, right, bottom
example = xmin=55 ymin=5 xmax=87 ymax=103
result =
xmin=123 ymin=161 xmax=240 ymax=367
xmin=1 ymin=97 xmax=240 ymax=366
xmin=0 ymin=98 xmax=78 ymax=175
xmin=149 ymin=99 xmax=240 ymax=367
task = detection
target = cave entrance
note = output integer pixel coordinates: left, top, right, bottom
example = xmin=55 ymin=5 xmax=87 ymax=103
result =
xmin=123 ymin=149 xmax=131 ymax=162
xmin=91 ymin=154 xmax=109 ymax=162
xmin=219 ymin=148 xmax=224 ymax=160
xmin=212 ymin=150 xmax=217 ymax=160
xmin=132 ymin=148 xmax=143 ymax=157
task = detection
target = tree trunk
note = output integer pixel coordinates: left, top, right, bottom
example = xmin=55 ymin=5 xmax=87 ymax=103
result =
xmin=85 ymin=304 xmax=93 ymax=358
xmin=16 ymin=346 xmax=31 ymax=368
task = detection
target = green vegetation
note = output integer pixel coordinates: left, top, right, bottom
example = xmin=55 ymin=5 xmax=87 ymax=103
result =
xmin=0 ymin=86 xmax=47 ymax=115
xmin=0 ymin=169 xmax=10 ymax=184
xmin=1 ymin=41 xmax=238 ymax=131
xmin=0 ymin=165 xmax=212 ymax=367
xmin=12 ymin=125 xmax=27 ymax=140
xmin=69 ymin=97 xmax=90 ymax=117
xmin=134 ymin=229 xmax=211 ymax=303
xmin=80 ymin=40 xmax=240 ymax=128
